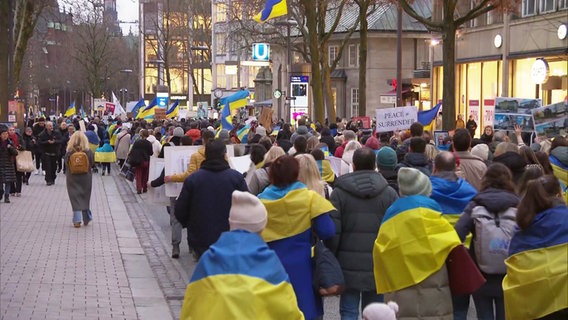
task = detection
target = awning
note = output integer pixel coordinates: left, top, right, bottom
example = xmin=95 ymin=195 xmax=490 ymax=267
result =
xmin=253 ymin=99 xmax=273 ymax=107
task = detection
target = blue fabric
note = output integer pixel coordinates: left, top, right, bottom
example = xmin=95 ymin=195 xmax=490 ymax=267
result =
xmin=131 ymin=97 xmax=146 ymax=118
xmin=508 ymin=205 xmax=568 ymax=256
xmin=190 ymin=230 xmax=289 ymax=286
xmin=418 ymin=102 xmax=442 ymax=126
xmin=340 ymin=289 xmax=383 ymax=320
xmin=430 ymin=176 xmax=477 ymax=214
xmin=549 ymin=155 xmax=568 ymax=169
xmin=96 ymin=143 xmax=114 ymax=152
xmin=259 ymin=181 xmax=307 ymax=201
xmin=382 ymin=195 xmax=442 ymax=223
xmin=85 ymin=130 xmax=99 ymax=145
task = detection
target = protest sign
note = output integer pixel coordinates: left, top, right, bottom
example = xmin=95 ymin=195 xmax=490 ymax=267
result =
xmin=375 ymin=106 xmax=417 ymax=133
xmin=164 ymin=146 xmax=200 ymax=197
xmin=494 ymin=97 xmax=540 ymax=132
xmin=148 ymin=157 xmax=169 ymax=206
xmin=228 ymin=156 xmax=252 ymax=174
xmin=532 ymin=101 xmax=568 ymax=138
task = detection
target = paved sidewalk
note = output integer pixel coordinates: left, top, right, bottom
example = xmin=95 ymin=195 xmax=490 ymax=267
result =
xmin=0 ymin=171 xmax=173 ymax=320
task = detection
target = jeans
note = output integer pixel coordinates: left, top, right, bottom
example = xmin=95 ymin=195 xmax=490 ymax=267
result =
xmin=101 ymin=162 xmax=110 ymax=173
xmin=473 ymin=276 xmax=505 ymax=320
xmin=453 ymin=294 xmax=470 ymax=320
xmin=169 ymin=197 xmax=182 ymax=246
xmin=339 ymin=289 xmax=383 ymax=320
xmin=73 ymin=209 xmax=92 ymax=224
xmin=0 ymin=182 xmax=11 ymax=199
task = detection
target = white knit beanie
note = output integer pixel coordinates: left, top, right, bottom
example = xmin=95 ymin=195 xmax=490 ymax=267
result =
xmin=229 ymin=191 xmax=267 ymax=233
xmin=471 ymin=144 xmax=490 ymax=161
xmin=397 ymin=167 xmax=432 ymax=197
xmin=362 ymin=301 xmax=399 ymax=320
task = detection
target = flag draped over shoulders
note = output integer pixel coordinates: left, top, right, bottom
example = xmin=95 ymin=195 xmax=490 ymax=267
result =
xmin=180 ymin=230 xmax=304 ymax=320
xmin=254 ymin=0 xmax=288 ymax=23
xmin=373 ymin=195 xmax=461 ymax=293
xmin=503 ymin=205 xmax=568 ymax=320
xmin=259 ymin=181 xmax=335 ymax=243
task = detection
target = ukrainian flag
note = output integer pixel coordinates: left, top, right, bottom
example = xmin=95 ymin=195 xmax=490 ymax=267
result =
xmin=503 ymin=205 xmax=568 ymax=320
xmin=180 ymin=230 xmax=304 ymax=320
xmin=220 ymin=90 xmax=250 ymax=132
xmin=136 ymin=98 xmax=157 ymax=120
xmin=373 ymin=195 xmax=461 ymax=293
xmin=80 ymin=106 xmax=87 ymax=118
xmin=166 ymin=100 xmax=179 ymax=118
xmin=131 ymin=97 xmax=146 ymax=119
xmin=64 ymin=101 xmax=76 ymax=117
xmin=254 ymin=0 xmax=288 ymax=23
xmin=236 ymin=124 xmax=251 ymax=143
xmin=549 ymin=154 xmax=568 ymax=203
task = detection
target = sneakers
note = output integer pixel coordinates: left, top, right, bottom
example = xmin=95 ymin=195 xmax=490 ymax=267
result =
xmin=42 ymin=171 xmax=46 ymax=176
xmin=73 ymin=222 xmax=81 ymax=228
xmin=172 ymin=244 xmax=180 ymax=259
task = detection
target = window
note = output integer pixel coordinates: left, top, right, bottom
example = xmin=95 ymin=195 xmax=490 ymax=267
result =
xmin=560 ymin=0 xmax=568 ymax=10
xmin=216 ymin=64 xmax=227 ymax=89
xmin=215 ymin=33 xmax=226 ymax=55
xmin=351 ymin=88 xmax=359 ymax=117
xmin=522 ymin=0 xmax=538 ymax=16
xmin=216 ymin=3 xmax=227 ymax=22
xmin=328 ymin=45 xmax=338 ymax=66
xmin=540 ymin=0 xmax=556 ymax=12
xmin=348 ymin=44 xmax=359 ymax=67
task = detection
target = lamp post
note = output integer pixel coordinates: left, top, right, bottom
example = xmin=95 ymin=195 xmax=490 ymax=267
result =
xmin=191 ymin=45 xmax=208 ymax=106
xmin=120 ymin=69 xmax=133 ymax=106
xmin=275 ymin=19 xmax=298 ymax=122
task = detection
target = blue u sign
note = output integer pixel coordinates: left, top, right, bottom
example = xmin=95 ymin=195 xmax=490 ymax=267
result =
xmin=252 ymin=43 xmax=270 ymax=61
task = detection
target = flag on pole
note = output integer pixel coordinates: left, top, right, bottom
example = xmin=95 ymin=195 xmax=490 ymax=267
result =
xmin=80 ymin=105 xmax=87 ymax=118
xmin=64 ymin=101 xmax=76 ymax=117
xmin=220 ymin=90 xmax=250 ymax=131
xmin=166 ymin=100 xmax=179 ymax=118
xmin=136 ymin=98 xmax=157 ymax=120
xmin=254 ymin=0 xmax=288 ymax=23
xmin=131 ymin=97 xmax=146 ymax=119
xmin=112 ymin=92 xmax=126 ymax=116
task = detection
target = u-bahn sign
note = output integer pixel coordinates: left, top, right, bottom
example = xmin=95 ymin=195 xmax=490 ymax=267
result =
xmin=252 ymin=43 xmax=270 ymax=61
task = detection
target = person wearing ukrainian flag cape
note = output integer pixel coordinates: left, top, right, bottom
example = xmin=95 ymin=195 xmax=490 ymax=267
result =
xmin=258 ymin=155 xmax=336 ymax=320
xmin=373 ymin=167 xmax=460 ymax=319
xmin=503 ymin=175 xmax=568 ymax=320
xmin=548 ymin=137 xmax=568 ymax=203
xmin=180 ymin=190 xmax=304 ymax=320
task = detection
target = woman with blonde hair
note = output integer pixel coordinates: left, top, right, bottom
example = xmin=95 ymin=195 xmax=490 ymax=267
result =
xmin=247 ymin=146 xmax=285 ymax=195
xmin=64 ymin=131 xmax=95 ymax=228
xmin=342 ymin=140 xmax=362 ymax=166
xmin=295 ymin=153 xmax=329 ymax=197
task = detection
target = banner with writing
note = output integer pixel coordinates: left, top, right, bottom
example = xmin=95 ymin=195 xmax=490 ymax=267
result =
xmin=375 ymin=106 xmax=418 ymax=133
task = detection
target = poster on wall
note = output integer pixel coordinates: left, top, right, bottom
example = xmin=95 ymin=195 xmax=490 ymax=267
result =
xmin=375 ymin=106 xmax=418 ymax=133
xmin=532 ymin=101 xmax=568 ymax=138
xmin=290 ymin=76 xmax=309 ymax=107
xmin=494 ymin=97 xmax=541 ymax=132
xmin=483 ymin=99 xmax=495 ymax=127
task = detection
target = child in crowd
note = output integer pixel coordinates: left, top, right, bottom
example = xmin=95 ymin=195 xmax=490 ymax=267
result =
xmin=95 ymin=139 xmax=116 ymax=176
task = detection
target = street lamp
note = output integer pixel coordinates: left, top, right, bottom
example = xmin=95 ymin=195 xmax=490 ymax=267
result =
xmin=275 ymin=19 xmax=298 ymax=121
xmin=191 ymin=45 xmax=208 ymax=106
xmin=120 ymin=69 xmax=133 ymax=106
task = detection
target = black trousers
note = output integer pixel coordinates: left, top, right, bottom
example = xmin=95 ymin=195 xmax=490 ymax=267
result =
xmin=34 ymin=152 xmax=42 ymax=170
xmin=10 ymin=171 xmax=23 ymax=193
xmin=42 ymin=154 xmax=57 ymax=183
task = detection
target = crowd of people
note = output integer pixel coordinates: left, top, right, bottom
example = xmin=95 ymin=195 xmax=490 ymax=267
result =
xmin=0 ymin=113 xmax=566 ymax=320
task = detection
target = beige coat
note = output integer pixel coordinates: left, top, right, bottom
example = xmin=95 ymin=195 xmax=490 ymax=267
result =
xmin=385 ymin=266 xmax=453 ymax=320
xmin=454 ymin=151 xmax=487 ymax=190
xmin=114 ymin=131 xmax=131 ymax=161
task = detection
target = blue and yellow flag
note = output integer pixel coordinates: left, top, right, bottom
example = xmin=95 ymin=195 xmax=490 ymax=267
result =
xmin=254 ymin=0 xmax=288 ymax=23
xmin=503 ymin=205 xmax=568 ymax=320
xmin=166 ymin=100 xmax=179 ymax=118
xmin=550 ymin=155 xmax=568 ymax=203
xmin=64 ymin=101 xmax=76 ymax=117
xmin=180 ymin=230 xmax=304 ymax=320
xmin=259 ymin=181 xmax=335 ymax=242
xmin=220 ymin=90 xmax=250 ymax=132
xmin=131 ymin=97 xmax=145 ymax=119
xmin=80 ymin=106 xmax=87 ymax=118
xmin=136 ymin=98 xmax=157 ymax=120
xmin=236 ymin=124 xmax=251 ymax=143
xmin=373 ymin=195 xmax=461 ymax=293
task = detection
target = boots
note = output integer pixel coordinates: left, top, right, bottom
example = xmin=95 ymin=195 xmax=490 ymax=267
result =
xmin=172 ymin=244 xmax=180 ymax=259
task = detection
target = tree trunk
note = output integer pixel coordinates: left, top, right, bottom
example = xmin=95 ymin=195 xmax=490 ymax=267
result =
xmin=441 ymin=24 xmax=457 ymax=131
xmin=0 ymin=0 xmax=10 ymax=122
xmin=358 ymin=2 xmax=368 ymax=116
xmin=303 ymin=0 xmax=325 ymax=124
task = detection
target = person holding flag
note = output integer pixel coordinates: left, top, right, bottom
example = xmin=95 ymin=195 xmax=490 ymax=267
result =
xmin=130 ymin=97 xmax=146 ymax=119
xmin=166 ymin=100 xmax=179 ymax=119
xmin=136 ymin=98 xmax=157 ymax=120
xmin=64 ymin=101 xmax=76 ymax=118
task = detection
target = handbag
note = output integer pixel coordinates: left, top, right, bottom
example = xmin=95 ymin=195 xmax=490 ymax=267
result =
xmin=16 ymin=150 xmax=35 ymax=173
xmin=120 ymin=162 xmax=135 ymax=182
xmin=312 ymin=239 xmax=345 ymax=296
xmin=446 ymin=244 xmax=486 ymax=296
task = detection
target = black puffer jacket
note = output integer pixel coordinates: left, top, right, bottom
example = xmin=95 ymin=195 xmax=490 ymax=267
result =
xmin=396 ymin=152 xmax=433 ymax=176
xmin=329 ymin=170 xmax=398 ymax=291
xmin=0 ymin=139 xmax=18 ymax=183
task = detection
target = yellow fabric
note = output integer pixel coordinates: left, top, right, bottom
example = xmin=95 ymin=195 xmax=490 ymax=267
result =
xmin=180 ymin=274 xmax=304 ymax=320
xmin=503 ymin=243 xmax=568 ymax=320
xmin=89 ymin=143 xmax=98 ymax=154
xmin=170 ymin=147 xmax=205 ymax=183
xmin=94 ymin=152 xmax=116 ymax=163
xmin=442 ymin=214 xmax=472 ymax=248
xmin=261 ymin=189 xmax=335 ymax=242
xmin=551 ymin=164 xmax=568 ymax=203
xmin=373 ymin=207 xmax=461 ymax=293
xmin=321 ymin=160 xmax=335 ymax=184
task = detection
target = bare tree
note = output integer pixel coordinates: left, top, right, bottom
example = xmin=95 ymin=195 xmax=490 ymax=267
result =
xmin=395 ymin=0 xmax=519 ymax=130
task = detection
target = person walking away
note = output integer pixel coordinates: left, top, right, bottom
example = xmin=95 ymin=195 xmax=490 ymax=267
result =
xmin=64 ymin=131 xmax=94 ymax=228
xmin=328 ymin=148 xmax=398 ymax=320
xmin=95 ymin=139 xmax=116 ymax=176
xmin=7 ymin=126 xmax=24 ymax=197
xmin=114 ymin=127 xmax=131 ymax=167
xmin=32 ymin=117 xmax=46 ymax=175
xmin=56 ymin=122 xmax=69 ymax=173
xmin=258 ymin=155 xmax=336 ymax=320
xmin=503 ymin=175 xmax=568 ymax=320
xmin=454 ymin=163 xmax=520 ymax=320
xmin=0 ymin=126 xmax=18 ymax=203
xmin=179 ymin=190 xmax=304 ymax=320
xmin=175 ymin=140 xmax=248 ymax=258
xmin=373 ymin=167 xmax=460 ymax=319
xmin=129 ymin=129 xmax=153 ymax=194
xmin=452 ymin=128 xmax=487 ymax=190
xmin=21 ymin=127 xmax=36 ymax=185
xmin=37 ymin=121 xmax=62 ymax=186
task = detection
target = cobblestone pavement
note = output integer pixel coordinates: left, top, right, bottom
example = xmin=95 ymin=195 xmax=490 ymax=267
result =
xmin=0 ymin=169 xmax=172 ymax=320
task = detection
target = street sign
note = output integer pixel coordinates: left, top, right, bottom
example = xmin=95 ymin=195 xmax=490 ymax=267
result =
xmin=252 ymin=43 xmax=270 ymax=61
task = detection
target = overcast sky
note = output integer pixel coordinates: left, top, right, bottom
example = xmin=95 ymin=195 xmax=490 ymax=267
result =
xmin=116 ymin=0 xmax=139 ymax=34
